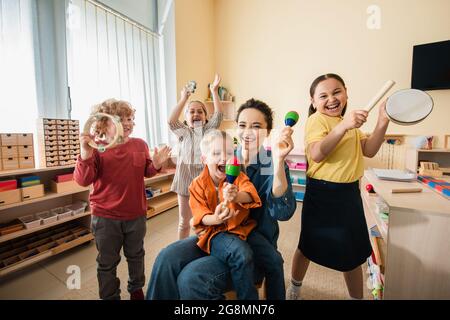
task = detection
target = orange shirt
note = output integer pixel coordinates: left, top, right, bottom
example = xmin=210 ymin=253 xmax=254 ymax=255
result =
xmin=189 ymin=166 xmax=262 ymax=254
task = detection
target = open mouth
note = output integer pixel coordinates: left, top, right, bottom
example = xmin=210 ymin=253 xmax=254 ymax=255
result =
xmin=218 ymin=164 xmax=225 ymax=173
xmin=325 ymin=102 xmax=340 ymax=111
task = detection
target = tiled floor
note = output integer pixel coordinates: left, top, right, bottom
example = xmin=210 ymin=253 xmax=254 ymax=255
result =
xmin=0 ymin=203 xmax=369 ymax=300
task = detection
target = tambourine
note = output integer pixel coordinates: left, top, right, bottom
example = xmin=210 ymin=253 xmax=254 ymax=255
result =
xmin=366 ymin=80 xmax=433 ymax=125
xmin=83 ymin=113 xmax=124 ymax=152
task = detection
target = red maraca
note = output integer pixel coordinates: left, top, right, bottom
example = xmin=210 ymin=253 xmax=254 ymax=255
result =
xmin=366 ymin=184 xmax=374 ymax=193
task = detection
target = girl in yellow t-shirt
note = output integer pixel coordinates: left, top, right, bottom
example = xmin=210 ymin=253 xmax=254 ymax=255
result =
xmin=287 ymin=73 xmax=390 ymax=300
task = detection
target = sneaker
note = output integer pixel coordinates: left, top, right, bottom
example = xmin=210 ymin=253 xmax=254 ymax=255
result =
xmin=286 ymin=284 xmax=302 ymax=300
xmin=130 ymin=289 xmax=145 ymax=300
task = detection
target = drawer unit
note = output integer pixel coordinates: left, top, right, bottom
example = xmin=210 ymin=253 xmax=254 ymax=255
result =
xmin=1 ymin=146 xmax=18 ymax=158
xmin=18 ymin=145 xmax=34 ymax=157
xmin=2 ymin=158 xmax=19 ymax=171
xmin=19 ymin=156 xmax=34 ymax=169
xmin=0 ymin=189 xmax=21 ymax=207
xmin=0 ymin=134 xmax=18 ymax=146
xmin=21 ymin=184 xmax=44 ymax=201
xmin=17 ymin=134 xmax=33 ymax=146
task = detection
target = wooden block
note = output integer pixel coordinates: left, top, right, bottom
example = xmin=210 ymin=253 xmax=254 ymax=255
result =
xmin=0 ymin=134 xmax=18 ymax=146
xmin=1 ymin=146 xmax=18 ymax=158
xmin=391 ymin=188 xmax=423 ymax=193
xmin=50 ymin=180 xmax=85 ymax=193
xmin=17 ymin=133 xmax=33 ymax=146
xmin=0 ymin=189 xmax=21 ymax=207
xmin=19 ymin=156 xmax=34 ymax=169
xmin=21 ymin=184 xmax=44 ymax=201
xmin=2 ymin=158 xmax=19 ymax=171
xmin=18 ymin=145 xmax=34 ymax=157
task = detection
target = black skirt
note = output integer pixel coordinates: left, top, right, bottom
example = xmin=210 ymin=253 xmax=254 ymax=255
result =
xmin=298 ymin=177 xmax=372 ymax=272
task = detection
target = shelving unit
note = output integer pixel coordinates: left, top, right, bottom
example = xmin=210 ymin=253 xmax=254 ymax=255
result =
xmin=361 ymin=170 xmax=450 ymax=299
xmin=204 ymin=100 xmax=236 ymax=130
xmin=145 ymin=169 xmax=178 ymax=219
xmin=286 ymin=148 xmax=306 ymax=202
xmin=405 ymin=148 xmax=450 ymax=175
xmin=0 ymin=165 xmax=92 ymax=277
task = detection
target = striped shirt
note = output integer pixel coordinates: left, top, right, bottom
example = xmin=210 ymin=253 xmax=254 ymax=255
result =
xmin=169 ymin=112 xmax=223 ymax=196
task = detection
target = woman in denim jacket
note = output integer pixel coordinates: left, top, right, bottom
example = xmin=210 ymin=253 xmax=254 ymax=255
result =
xmin=146 ymin=98 xmax=297 ymax=300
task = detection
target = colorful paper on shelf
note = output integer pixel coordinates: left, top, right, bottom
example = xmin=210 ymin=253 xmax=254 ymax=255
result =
xmin=0 ymin=179 xmax=18 ymax=191
xmin=54 ymin=173 xmax=74 ymax=183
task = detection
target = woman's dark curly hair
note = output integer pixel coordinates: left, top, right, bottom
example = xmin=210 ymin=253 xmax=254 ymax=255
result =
xmin=235 ymin=98 xmax=274 ymax=132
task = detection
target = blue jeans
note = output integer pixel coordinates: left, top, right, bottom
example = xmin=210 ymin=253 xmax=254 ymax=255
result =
xmin=146 ymin=232 xmax=285 ymax=300
xmin=210 ymin=232 xmax=258 ymax=300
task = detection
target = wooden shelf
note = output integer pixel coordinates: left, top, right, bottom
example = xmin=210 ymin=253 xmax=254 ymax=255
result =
xmin=0 ymin=164 xmax=76 ymax=178
xmin=361 ymin=191 xmax=388 ymax=240
xmin=146 ymin=190 xmax=175 ymax=201
xmin=416 ymin=148 xmax=450 ymax=153
xmin=144 ymin=170 xmax=175 ymax=184
xmin=289 ymin=168 xmax=306 ymax=172
xmin=147 ymin=193 xmax=178 ymax=219
xmin=0 ymin=211 xmax=91 ymax=244
xmin=292 ymin=183 xmax=306 ymax=187
xmin=0 ymin=187 xmax=90 ymax=211
xmin=0 ymin=229 xmax=93 ymax=277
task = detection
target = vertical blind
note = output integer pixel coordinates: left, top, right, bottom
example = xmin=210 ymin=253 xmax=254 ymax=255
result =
xmin=0 ymin=0 xmax=39 ymax=133
xmin=66 ymin=0 xmax=167 ymax=147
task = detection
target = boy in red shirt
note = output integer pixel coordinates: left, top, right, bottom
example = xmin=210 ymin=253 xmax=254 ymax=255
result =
xmin=74 ymin=99 xmax=170 ymax=300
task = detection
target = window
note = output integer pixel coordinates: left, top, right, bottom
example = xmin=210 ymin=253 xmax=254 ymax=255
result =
xmin=66 ymin=0 xmax=168 ymax=147
xmin=0 ymin=0 xmax=39 ymax=132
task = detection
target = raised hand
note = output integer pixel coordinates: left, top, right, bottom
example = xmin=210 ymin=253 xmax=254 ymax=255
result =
xmin=378 ymin=99 xmax=390 ymax=125
xmin=180 ymin=85 xmax=191 ymax=101
xmin=80 ymin=133 xmax=94 ymax=160
xmin=152 ymin=145 xmax=171 ymax=170
xmin=272 ymin=126 xmax=294 ymax=161
xmin=209 ymin=74 xmax=221 ymax=93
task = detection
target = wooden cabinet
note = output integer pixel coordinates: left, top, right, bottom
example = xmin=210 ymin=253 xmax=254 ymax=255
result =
xmin=144 ymin=170 xmax=178 ymax=219
xmin=204 ymin=100 xmax=236 ymax=130
xmin=405 ymin=148 xmax=450 ymax=176
xmin=0 ymin=165 xmax=92 ymax=277
xmin=361 ymin=170 xmax=450 ymax=299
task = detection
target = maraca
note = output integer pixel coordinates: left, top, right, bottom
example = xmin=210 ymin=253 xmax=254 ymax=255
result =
xmin=366 ymin=184 xmax=375 ymax=193
xmin=285 ymin=111 xmax=299 ymax=127
xmin=223 ymin=138 xmax=240 ymax=209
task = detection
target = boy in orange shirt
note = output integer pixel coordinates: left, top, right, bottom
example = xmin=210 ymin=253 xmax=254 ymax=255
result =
xmin=189 ymin=130 xmax=262 ymax=300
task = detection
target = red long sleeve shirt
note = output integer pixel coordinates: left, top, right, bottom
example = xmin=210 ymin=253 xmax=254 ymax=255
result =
xmin=74 ymin=138 xmax=159 ymax=220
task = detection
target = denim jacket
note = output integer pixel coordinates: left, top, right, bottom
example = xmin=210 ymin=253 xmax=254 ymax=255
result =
xmin=240 ymin=148 xmax=297 ymax=248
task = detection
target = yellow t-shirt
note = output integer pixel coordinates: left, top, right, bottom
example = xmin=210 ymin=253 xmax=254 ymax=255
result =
xmin=305 ymin=112 xmax=367 ymax=183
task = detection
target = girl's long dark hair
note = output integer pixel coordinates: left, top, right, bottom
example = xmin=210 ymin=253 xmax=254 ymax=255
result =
xmin=308 ymin=73 xmax=347 ymax=117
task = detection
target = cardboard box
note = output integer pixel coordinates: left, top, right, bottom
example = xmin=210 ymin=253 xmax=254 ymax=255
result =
xmin=19 ymin=156 xmax=34 ymax=169
xmin=50 ymin=180 xmax=85 ymax=193
xmin=0 ymin=134 xmax=18 ymax=146
xmin=18 ymin=145 xmax=34 ymax=157
xmin=17 ymin=133 xmax=33 ymax=146
xmin=2 ymin=158 xmax=19 ymax=171
xmin=1 ymin=146 xmax=18 ymax=158
xmin=0 ymin=189 xmax=21 ymax=206
xmin=21 ymin=184 xmax=44 ymax=201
